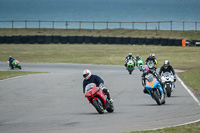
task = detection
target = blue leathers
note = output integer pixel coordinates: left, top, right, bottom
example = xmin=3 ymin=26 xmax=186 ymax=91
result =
xmin=83 ymin=74 xmax=104 ymax=93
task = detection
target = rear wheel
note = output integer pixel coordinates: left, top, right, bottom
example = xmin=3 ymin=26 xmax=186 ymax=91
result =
xmin=166 ymin=84 xmax=171 ymax=97
xmin=18 ymin=66 xmax=22 ymax=69
xmin=152 ymin=90 xmax=161 ymax=105
xmin=92 ymin=99 xmax=104 ymax=114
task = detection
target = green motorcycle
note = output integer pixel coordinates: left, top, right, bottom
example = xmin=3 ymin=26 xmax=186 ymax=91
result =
xmin=136 ymin=59 xmax=143 ymax=71
xmin=127 ymin=59 xmax=135 ymax=74
xmin=7 ymin=60 xmax=22 ymax=70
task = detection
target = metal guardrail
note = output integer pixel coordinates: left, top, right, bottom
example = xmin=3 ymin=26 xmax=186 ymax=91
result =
xmin=0 ymin=20 xmax=199 ymax=31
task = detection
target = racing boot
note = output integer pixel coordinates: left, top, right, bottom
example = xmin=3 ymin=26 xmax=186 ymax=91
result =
xmin=143 ymin=88 xmax=148 ymax=94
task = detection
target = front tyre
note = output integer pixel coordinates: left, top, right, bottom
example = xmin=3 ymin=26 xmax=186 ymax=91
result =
xmin=18 ymin=66 xmax=22 ymax=69
xmin=152 ymin=90 xmax=161 ymax=105
xmin=106 ymin=103 xmax=114 ymax=113
xmin=92 ymin=99 xmax=104 ymax=114
xmin=166 ymin=84 xmax=171 ymax=97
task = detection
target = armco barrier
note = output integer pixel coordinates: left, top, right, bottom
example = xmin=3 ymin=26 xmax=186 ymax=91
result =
xmin=5 ymin=36 xmax=13 ymax=44
xmin=29 ymin=36 xmax=37 ymax=44
xmin=13 ymin=36 xmax=21 ymax=44
xmin=37 ymin=36 xmax=45 ymax=44
xmin=69 ymin=36 xmax=77 ymax=44
xmin=61 ymin=36 xmax=68 ymax=44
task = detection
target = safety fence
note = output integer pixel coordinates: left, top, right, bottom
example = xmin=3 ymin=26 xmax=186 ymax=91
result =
xmin=1 ymin=35 xmax=197 ymax=46
xmin=0 ymin=20 xmax=200 ymax=31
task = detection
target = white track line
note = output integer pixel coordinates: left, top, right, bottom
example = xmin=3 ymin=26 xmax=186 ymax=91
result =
xmin=176 ymin=75 xmax=200 ymax=106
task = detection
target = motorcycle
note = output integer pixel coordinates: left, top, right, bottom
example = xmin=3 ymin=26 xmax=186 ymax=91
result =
xmin=136 ymin=59 xmax=143 ymax=71
xmin=161 ymin=72 xmax=174 ymax=97
xmin=85 ymin=83 xmax=114 ymax=114
xmin=147 ymin=61 xmax=156 ymax=72
xmin=127 ymin=59 xmax=135 ymax=74
xmin=7 ymin=60 xmax=22 ymax=69
xmin=144 ymin=74 xmax=165 ymax=105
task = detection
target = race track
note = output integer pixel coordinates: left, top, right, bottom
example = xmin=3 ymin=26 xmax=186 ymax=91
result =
xmin=0 ymin=62 xmax=199 ymax=133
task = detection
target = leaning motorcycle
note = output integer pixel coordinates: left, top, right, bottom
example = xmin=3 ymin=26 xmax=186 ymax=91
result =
xmin=127 ymin=59 xmax=135 ymax=74
xmin=144 ymin=74 xmax=165 ymax=105
xmin=85 ymin=83 xmax=114 ymax=114
xmin=161 ymin=72 xmax=174 ymax=97
xmin=136 ymin=59 xmax=143 ymax=71
xmin=7 ymin=60 xmax=22 ymax=69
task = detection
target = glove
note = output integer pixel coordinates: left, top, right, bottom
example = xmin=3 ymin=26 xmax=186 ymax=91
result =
xmin=99 ymin=83 xmax=105 ymax=90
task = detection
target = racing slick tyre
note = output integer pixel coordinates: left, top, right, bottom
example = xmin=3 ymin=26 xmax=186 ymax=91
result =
xmin=153 ymin=90 xmax=161 ymax=105
xmin=166 ymin=84 xmax=171 ymax=97
xmin=106 ymin=103 xmax=114 ymax=113
xmin=92 ymin=99 xmax=104 ymax=114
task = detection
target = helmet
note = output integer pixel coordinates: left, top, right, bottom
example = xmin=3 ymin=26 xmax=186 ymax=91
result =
xmin=128 ymin=53 xmax=132 ymax=57
xmin=149 ymin=54 xmax=153 ymax=58
xmin=152 ymin=53 xmax=155 ymax=57
xmin=164 ymin=60 xmax=169 ymax=69
xmin=142 ymin=65 xmax=149 ymax=73
xmin=83 ymin=69 xmax=91 ymax=80
xmin=136 ymin=54 xmax=139 ymax=59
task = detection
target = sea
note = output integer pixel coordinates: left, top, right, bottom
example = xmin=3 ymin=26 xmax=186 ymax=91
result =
xmin=0 ymin=0 xmax=200 ymax=30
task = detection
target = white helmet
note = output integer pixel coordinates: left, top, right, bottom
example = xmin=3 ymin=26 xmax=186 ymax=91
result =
xmin=83 ymin=69 xmax=91 ymax=80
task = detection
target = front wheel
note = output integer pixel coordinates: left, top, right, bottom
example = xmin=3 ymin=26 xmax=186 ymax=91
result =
xmin=18 ymin=66 xmax=22 ymax=69
xmin=166 ymin=84 xmax=171 ymax=97
xmin=92 ymin=99 xmax=104 ymax=114
xmin=152 ymin=90 xmax=161 ymax=105
xmin=106 ymin=103 xmax=114 ymax=113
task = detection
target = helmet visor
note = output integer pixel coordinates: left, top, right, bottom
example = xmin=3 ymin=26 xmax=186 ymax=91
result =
xmin=83 ymin=73 xmax=89 ymax=78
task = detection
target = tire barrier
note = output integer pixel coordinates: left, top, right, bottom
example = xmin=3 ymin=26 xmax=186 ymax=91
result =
xmin=69 ymin=36 xmax=77 ymax=44
xmin=37 ymin=36 xmax=45 ymax=44
xmin=61 ymin=36 xmax=68 ymax=44
xmin=52 ymin=36 xmax=61 ymax=44
xmin=29 ymin=36 xmax=37 ymax=44
xmin=115 ymin=37 xmax=122 ymax=44
xmin=5 ymin=36 xmax=13 ymax=44
xmin=84 ymin=36 xmax=92 ymax=44
xmin=13 ymin=36 xmax=21 ymax=44
xmin=0 ymin=36 xmax=188 ymax=46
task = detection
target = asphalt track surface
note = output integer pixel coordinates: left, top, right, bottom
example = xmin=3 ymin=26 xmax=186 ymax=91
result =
xmin=0 ymin=62 xmax=200 ymax=133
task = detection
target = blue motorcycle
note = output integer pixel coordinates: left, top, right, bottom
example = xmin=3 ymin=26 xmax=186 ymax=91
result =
xmin=145 ymin=74 xmax=165 ymax=105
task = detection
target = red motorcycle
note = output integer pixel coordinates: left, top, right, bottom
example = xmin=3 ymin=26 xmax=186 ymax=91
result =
xmin=85 ymin=83 xmax=114 ymax=114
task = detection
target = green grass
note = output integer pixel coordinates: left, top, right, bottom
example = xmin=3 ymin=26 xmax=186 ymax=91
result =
xmin=1 ymin=28 xmax=200 ymax=40
xmin=127 ymin=121 xmax=200 ymax=133
xmin=0 ymin=71 xmax=42 ymax=80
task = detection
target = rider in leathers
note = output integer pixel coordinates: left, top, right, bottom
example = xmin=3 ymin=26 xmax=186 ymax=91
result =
xmin=125 ymin=53 xmax=135 ymax=67
xmin=141 ymin=65 xmax=163 ymax=94
xmin=83 ymin=69 xmax=113 ymax=102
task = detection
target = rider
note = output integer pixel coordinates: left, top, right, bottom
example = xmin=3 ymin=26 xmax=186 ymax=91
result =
xmin=135 ymin=54 xmax=142 ymax=62
xmin=141 ymin=65 xmax=163 ymax=94
xmin=83 ymin=69 xmax=113 ymax=102
xmin=125 ymin=53 xmax=135 ymax=67
xmin=8 ymin=56 xmax=15 ymax=68
xmin=152 ymin=53 xmax=158 ymax=67
xmin=145 ymin=54 xmax=156 ymax=66
xmin=159 ymin=60 xmax=176 ymax=83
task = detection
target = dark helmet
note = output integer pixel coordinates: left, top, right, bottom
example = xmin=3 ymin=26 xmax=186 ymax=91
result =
xmin=164 ymin=60 xmax=169 ymax=69
xmin=136 ymin=54 xmax=139 ymax=59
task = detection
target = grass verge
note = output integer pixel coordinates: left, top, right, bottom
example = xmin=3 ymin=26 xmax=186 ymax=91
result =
xmin=0 ymin=28 xmax=200 ymax=40
xmin=0 ymin=71 xmax=42 ymax=80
